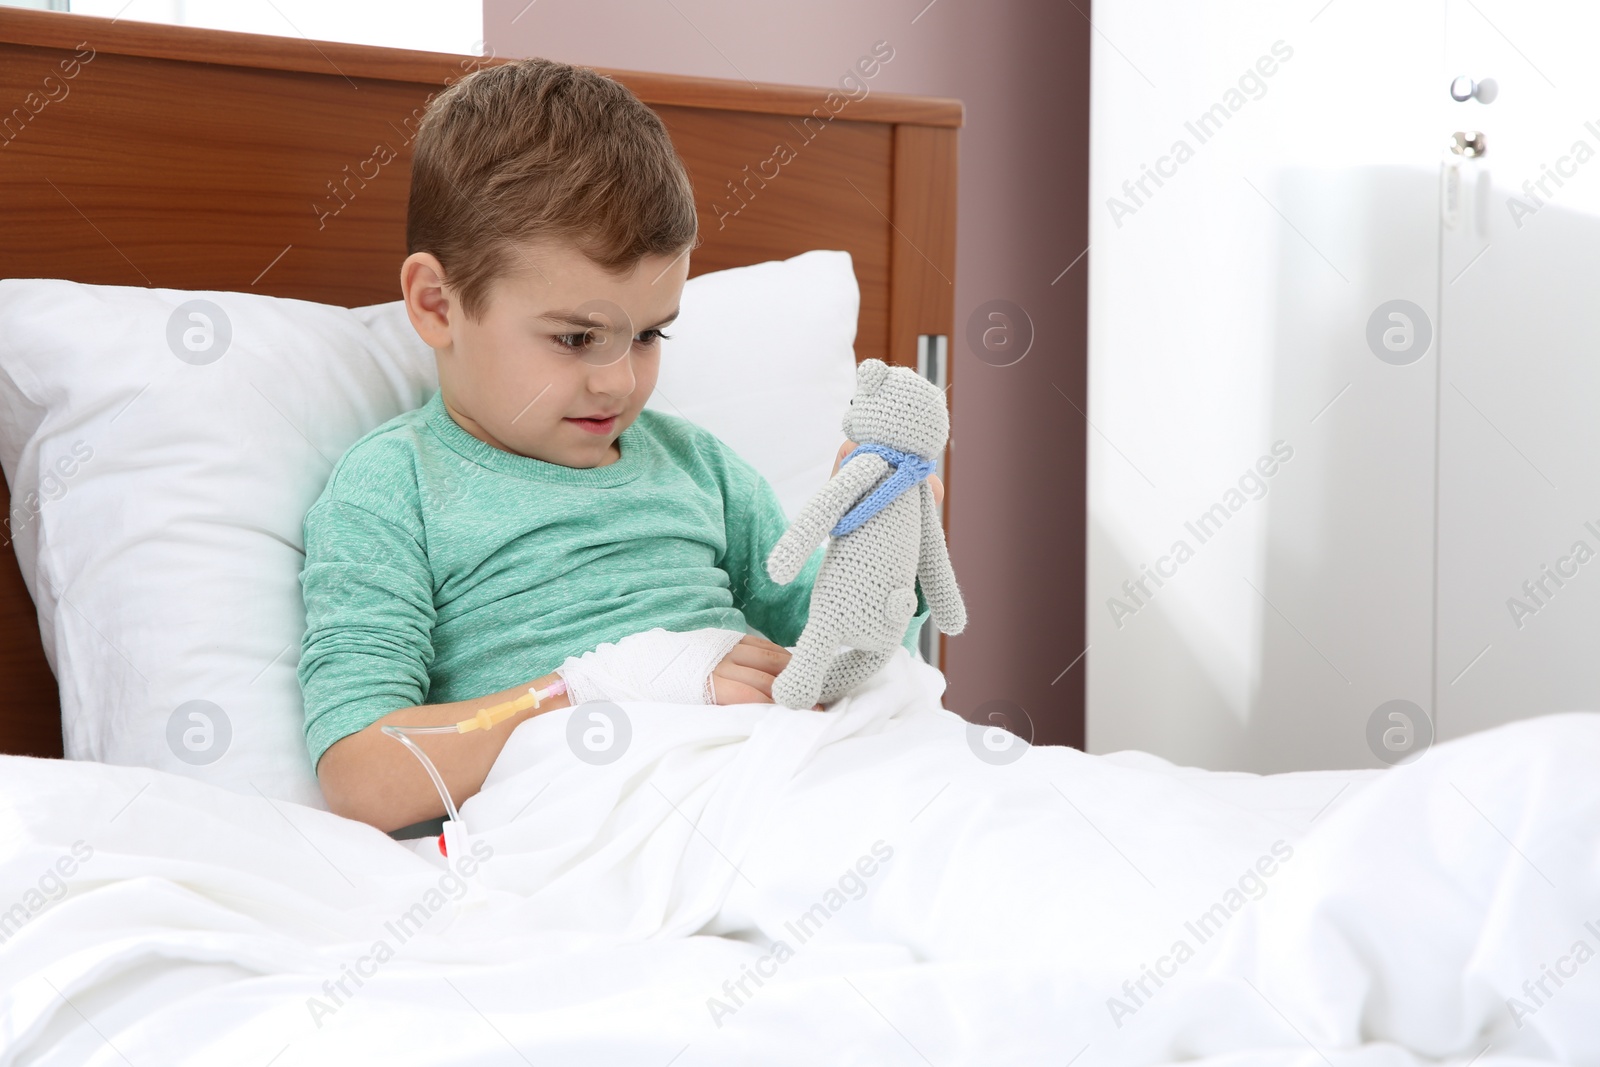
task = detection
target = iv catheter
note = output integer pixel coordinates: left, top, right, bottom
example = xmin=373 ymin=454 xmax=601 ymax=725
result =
xmin=381 ymin=678 xmax=568 ymax=850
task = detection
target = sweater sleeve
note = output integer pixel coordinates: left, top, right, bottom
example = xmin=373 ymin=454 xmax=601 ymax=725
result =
xmin=716 ymin=444 xmax=931 ymax=656
xmin=298 ymin=498 xmax=437 ymax=770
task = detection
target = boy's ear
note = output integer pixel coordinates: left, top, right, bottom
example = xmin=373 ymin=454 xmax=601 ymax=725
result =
xmin=856 ymin=358 xmax=890 ymax=394
xmin=400 ymin=252 xmax=455 ymax=351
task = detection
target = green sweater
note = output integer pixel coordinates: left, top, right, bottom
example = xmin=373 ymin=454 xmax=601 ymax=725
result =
xmin=298 ymin=390 xmax=929 ymax=769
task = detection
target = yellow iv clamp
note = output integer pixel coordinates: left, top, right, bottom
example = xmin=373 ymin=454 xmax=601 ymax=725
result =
xmin=382 ymin=678 xmax=568 ymax=857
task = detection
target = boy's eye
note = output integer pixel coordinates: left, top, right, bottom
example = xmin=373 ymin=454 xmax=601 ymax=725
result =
xmin=552 ymin=328 xmax=671 ymax=353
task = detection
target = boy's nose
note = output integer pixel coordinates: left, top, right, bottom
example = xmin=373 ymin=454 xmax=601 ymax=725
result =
xmin=587 ymin=348 xmax=636 ymax=397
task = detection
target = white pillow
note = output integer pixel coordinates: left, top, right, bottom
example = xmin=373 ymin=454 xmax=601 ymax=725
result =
xmin=0 ymin=290 xmax=437 ymax=808
xmin=645 ymin=249 xmax=859 ymax=520
xmin=0 ymin=250 xmax=861 ymax=805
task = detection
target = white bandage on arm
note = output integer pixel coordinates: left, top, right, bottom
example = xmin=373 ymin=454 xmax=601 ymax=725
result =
xmin=555 ymin=626 xmax=748 ymax=706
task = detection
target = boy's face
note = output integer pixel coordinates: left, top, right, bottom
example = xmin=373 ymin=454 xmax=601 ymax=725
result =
xmin=401 ymin=237 xmax=691 ymax=468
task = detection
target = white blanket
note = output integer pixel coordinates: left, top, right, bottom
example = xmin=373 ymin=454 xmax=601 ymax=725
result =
xmin=0 ymin=648 xmax=1595 ymax=1065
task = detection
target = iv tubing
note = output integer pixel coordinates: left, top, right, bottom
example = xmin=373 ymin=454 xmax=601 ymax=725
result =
xmin=380 ymin=678 xmax=568 ymax=829
xmin=382 ymin=726 xmax=465 ymax=824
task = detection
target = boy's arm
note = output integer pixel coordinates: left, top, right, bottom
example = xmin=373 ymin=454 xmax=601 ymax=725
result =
xmin=717 ymin=457 xmax=820 ymax=650
xmin=316 ymin=672 xmax=569 ymax=832
xmin=299 ymin=499 xmax=569 ymax=831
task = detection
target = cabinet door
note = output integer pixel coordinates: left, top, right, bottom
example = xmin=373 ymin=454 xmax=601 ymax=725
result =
xmin=1087 ymin=0 xmax=1444 ymax=771
xmin=1435 ymin=1 xmax=1600 ymax=740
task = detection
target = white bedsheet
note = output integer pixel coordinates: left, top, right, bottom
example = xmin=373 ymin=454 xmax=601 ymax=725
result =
xmin=0 ymin=649 xmax=1594 ymax=1065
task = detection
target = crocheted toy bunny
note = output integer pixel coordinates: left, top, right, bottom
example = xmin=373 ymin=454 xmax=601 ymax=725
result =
xmin=765 ymin=358 xmax=967 ymax=710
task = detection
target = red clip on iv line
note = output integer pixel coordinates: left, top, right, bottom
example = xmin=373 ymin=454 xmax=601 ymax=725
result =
xmin=381 ymin=678 xmax=568 ymax=856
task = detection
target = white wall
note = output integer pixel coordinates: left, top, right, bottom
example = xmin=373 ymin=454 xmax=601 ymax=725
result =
xmin=1434 ymin=2 xmax=1600 ymax=743
xmin=1088 ymin=0 xmax=1448 ymax=771
xmin=64 ymin=0 xmax=483 ymax=55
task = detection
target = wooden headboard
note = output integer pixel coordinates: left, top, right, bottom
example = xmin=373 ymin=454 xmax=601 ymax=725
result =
xmin=0 ymin=10 xmax=960 ymax=758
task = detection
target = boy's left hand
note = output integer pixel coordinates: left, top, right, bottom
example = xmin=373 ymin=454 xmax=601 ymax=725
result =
xmin=833 ymin=440 xmax=944 ymax=505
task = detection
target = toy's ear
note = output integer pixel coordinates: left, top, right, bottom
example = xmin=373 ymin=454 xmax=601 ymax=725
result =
xmin=856 ymin=358 xmax=890 ymax=395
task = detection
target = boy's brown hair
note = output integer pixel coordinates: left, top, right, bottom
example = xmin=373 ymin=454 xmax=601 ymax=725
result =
xmin=406 ymin=58 xmax=699 ymax=321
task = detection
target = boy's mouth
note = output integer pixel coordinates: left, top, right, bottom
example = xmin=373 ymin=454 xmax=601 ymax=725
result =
xmin=565 ymin=413 xmax=620 ymax=435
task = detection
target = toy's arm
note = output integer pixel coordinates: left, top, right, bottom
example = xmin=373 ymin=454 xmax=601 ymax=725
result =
xmin=766 ymin=454 xmax=890 ymax=585
xmin=917 ymin=480 xmax=967 ymax=635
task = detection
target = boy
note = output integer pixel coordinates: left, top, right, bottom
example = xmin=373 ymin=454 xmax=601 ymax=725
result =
xmin=299 ymin=58 xmax=940 ymax=834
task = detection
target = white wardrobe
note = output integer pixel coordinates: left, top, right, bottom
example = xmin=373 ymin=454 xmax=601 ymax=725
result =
xmin=1087 ymin=0 xmax=1600 ymax=772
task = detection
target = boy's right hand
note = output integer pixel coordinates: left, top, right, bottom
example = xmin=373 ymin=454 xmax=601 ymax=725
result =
xmin=712 ymin=633 xmax=824 ymax=711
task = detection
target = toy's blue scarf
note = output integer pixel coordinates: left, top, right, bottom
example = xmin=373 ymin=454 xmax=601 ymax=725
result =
xmin=830 ymin=443 xmax=937 ymax=537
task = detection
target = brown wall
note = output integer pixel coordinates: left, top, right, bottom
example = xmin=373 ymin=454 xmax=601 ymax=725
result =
xmin=485 ymin=0 xmax=1089 ymax=747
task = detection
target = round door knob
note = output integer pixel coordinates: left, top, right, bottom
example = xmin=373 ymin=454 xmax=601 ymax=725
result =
xmin=1450 ymin=75 xmax=1498 ymax=103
